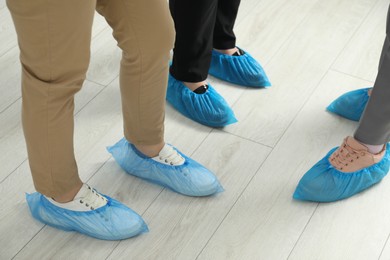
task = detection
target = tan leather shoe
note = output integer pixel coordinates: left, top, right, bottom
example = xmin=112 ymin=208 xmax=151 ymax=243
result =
xmin=329 ymin=136 xmax=385 ymax=173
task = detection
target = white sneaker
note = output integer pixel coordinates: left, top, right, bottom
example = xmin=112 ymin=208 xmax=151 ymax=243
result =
xmin=46 ymin=184 xmax=107 ymax=211
xmin=152 ymin=144 xmax=185 ymax=166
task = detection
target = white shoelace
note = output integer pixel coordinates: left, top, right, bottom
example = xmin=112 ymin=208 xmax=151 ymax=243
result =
xmin=46 ymin=184 xmax=107 ymax=212
xmin=152 ymin=144 xmax=185 ymax=166
xmin=78 ymin=185 xmax=108 ymax=210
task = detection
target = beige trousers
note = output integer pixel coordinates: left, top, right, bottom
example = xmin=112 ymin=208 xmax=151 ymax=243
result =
xmin=7 ymin=0 xmax=175 ymax=197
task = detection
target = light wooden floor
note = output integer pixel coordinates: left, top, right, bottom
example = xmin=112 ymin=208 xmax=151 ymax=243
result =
xmin=1 ymin=0 xmax=389 ymax=259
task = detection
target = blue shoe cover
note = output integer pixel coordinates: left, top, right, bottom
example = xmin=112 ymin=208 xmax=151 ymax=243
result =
xmin=326 ymin=88 xmax=371 ymax=121
xmin=293 ymin=146 xmax=390 ymax=202
xmin=108 ymin=138 xmax=224 ymax=196
xmin=166 ymin=73 xmax=237 ymax=127
xmin=26 ymin=192 xmax=148 ymax=240
xmin=208 ymin=48 xmax=271 ymax=88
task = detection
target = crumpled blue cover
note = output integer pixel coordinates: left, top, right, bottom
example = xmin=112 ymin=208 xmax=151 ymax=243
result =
xmin=326 ymin=88 xmax=371 ymax=121
xmin=26 ymin=192 xmax=148 ymax=240
xmin=293 ymin=145 xmax=390 ymax=202
xmin=108 ymin=138 xmax=224 ymax=196
xmin=208 ymin=48 xmax=271 ymax=88
xmin=166 ymin=73 xmax=237 ymax=127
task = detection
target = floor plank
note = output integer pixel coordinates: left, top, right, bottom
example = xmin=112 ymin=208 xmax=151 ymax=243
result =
xmin=1 ymin=0 xmax=389 ymax=259
xmin=198 ymin=70 xmax=373 ymax=260
xmin=107 ymin=131 xmax=271 ymax=259
xmin=223 ymin=0 xmax=376 ymax=147
xmin=0 ymin=7 xmax=16 ymax=58
xmin=332 ymin=0 xmax=387 ymax=82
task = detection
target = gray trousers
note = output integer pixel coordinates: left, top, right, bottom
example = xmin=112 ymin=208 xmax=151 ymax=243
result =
xmin=355 ymin=5 xmax=390 ymax=145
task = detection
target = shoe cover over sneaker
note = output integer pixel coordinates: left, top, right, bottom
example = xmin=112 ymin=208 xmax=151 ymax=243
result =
xmin=326 ymin=88 xmax=371 ymax=121
xmin=166 ymin=73 xmax=237 ymax=127
xmin=209 ymin=48 xmax=271 ymax=88
xmin=108 ymin=138 xmax=224 ymax=196
xmin=293 ymin=137 xmax=390 ymax=202
xmin=26 ymin=185 xmax=148 ymax=240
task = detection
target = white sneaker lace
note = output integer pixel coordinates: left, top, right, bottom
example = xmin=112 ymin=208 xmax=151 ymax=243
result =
xmin=156 ymin=145 xmax=185 ymax=166
xmin=78 ymin=185 xmax=108 ymax=210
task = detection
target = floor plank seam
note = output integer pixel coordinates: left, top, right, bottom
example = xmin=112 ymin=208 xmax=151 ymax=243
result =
xmin=235 ymin=0 xmax=270 ymax=27
xmin=378 ymin=230 xmax=390 ymax=259
xmin=217 ymin=128 xmax=274 ymax=149
xmin=0 ymin=158 xmax=26 ymax=184
xmin=286 ymin=203 xmax=319 ymax=260
xmin=327 ymin=0 xmax=381 ymax=72
xmin=330 ymin=68 xmax=376 ymax=84
xmin=0 ymin=97 xmax=21 ymax=115
xmin=258 ymin=0 xmax=322 ymax=68
xmin=0 ymin=45 xmax=17 ymax=59
xmin=194 ymin=148 xmax=274 ymax=260
xmin=11 ymin=225 xmax=46 ymax=260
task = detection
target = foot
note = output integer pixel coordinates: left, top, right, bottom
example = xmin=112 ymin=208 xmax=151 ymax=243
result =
xmin=166 ymin=72 xmax=237 ymax=127
xmin=293 ymin=137 xmax=390 ymax=202
xmin=209 ymin=47 xmax=270 ymax=87
xmin=26 ymin=184 xmax=147 ymax=240
xmin=47 ymin=184 xmax=108 ymax=211
xmin=183 ymin=80 xmax=209 ymax=94
xmin=108 ymin=138 xmax=224 ymax=196
xmin=329 ymin=137 xmax=385 ymax=172
xmin=326 ymin=87 xmax=372 ymax=121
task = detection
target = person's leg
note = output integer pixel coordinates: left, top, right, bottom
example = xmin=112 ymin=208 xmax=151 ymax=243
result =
xmin=166 ymin=0 xmax=237 ymax=127
xmin=7 ymin=0 xmax=95 ymax=200
xmin=354 ymin=9 xmax=390 ymax=146
xmin=8 ymin=0 xmax=147 ymax=240
xmin=293 ymin=5 xmax=390 ymax=202
xmin=96 ymin=0 xmax=174 ymax=157
xmin=169 ymin=0 xmax=218 ymax=85
xmin=209 ymin=0 xmax=270 ymax=87
xmin=97 ymin=0 xmax=223 ymax=196
xmin=213 ymin=0 xmax=241 ymax=55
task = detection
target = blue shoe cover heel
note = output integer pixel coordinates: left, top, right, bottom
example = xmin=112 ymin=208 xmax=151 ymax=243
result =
xmin=166 ymin=73 xmax=237 ymax=127
xmin=209 ymin=49 xmax=271 ymax=88
xmin=108 ymin=138 xmax=224 ymax=197
xmin=26 ymin=192 xmax=148 ymax=240
xmin=326 ymin=88 xmax=371 ymax=121
xmin=293 ymin=146 xmax=390 ymax=202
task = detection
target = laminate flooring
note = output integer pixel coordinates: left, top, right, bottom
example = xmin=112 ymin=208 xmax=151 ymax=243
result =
xmin=0 ymin=0 xmax=388 ymax=259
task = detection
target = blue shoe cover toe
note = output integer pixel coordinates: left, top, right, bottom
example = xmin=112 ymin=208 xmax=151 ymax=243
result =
xmin=26 ymin=192 xmax=148 ymax=240
xmin=167 ymin=73 xmax=237 ymax=127
xmin=209 ymin=49 xmax=271 ymax=88
xmin=326 ymin=88 xmax=371 ymax=121
xmin=108 ymin=138 xmax=224 ymax=197
xmin=293 ymin=146 xmax=390 ymax=202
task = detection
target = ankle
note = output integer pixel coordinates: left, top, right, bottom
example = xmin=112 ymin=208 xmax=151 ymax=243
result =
xmin=214 ymin=47 xmax=239 ymax=56
xmin=52 ymin=182 xmax=83 ymax=203
xmin=135 ymin=142 xmax=165 ymax=157
xmin=183 ymin=81 xmax=208 ymax=91
xmin=362 ymin=143 xmax=385 ymax=155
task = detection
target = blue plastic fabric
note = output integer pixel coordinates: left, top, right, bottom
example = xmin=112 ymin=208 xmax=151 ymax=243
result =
xmin=108 ymin=138 xmax=224 ymax=196
xmin=208 ymin=49 xmax=271 ymax=88
xmin=166 ymin=73 xmax=237 ymax=127
xmin=293 ymin=145 xmax=390 ymax=202
xmin=326 ymin=88 xmax=371 ymax=121
xmin=26 ymin=192 xmax=148 ymax=240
